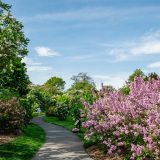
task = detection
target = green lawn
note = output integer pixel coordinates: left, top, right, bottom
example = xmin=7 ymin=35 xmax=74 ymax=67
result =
xmin=0 ymin=123 xmax=45 ymax=160
xmin=43 ymin=116 xmax=94 ymax=148
xmin=43 ymin=116 xmax=74 ymax=131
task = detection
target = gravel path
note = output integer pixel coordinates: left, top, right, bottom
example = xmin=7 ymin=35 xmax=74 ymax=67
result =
xmin=32 ymin=117 xmax=92 ymax=160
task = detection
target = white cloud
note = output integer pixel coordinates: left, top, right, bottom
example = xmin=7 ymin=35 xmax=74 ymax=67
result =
xmin=70 ymin=54 xmax=96 ymax=60
xmin=93 ymin=73 xmax=129 ymax=89
xmin=22 ymin=57 xmax=42 ymax=66
xmin=27 ymin=66 xmax=52 ymax=72
xmin=131 ymin=31 xmax=160 ymax=55
xmin=106 ymin=30 xmax=160 ymax=61
xmin=147 ymin=61 xmax=160 ymax=69
xmin=131 ymin=41 xmax=160 ymax=55
xmin=35 ymin=46 xmax=61 ymax=57
xmin=22 ymin=57 xmax=53 ymax=72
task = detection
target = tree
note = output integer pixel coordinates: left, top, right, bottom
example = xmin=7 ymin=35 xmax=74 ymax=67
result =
xmin=43 ymin=77 xmax=66 ymax=96
xmin=128 ymin=69 xmax=145 ymax=84
xmin=0 ymin=1 xmax=29 ymax=70
xmin=71 ymin=72 xmax=95 ymax=85
xmin=119 ymin=85 xmax=130 ymax=95
xmin=0 ymin=58 xmax=30 ymax=96
xmin=0 ymin=1 xmax=30 ymax=96
xmin=67 ymin=74 xmax=96 ymax=120
xmin=103 ymin=85 xmax=116 ymax=93
xmin=145 ymin=72 xmax=158 ymax=81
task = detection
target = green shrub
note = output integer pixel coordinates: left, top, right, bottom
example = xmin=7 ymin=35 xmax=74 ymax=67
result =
xmin=20 ymin=98 xmax=33 ymax=124
xmin=119 ymin=85 xmax=130 ymax=95
xmin=46 ymin=106 xmax=56 ymax=116
xmin=0 ymin=88 xmax=18 ymax=100
xmin=70 ymin=102 xmax=82 ymax=120
xmin=56 ymin=94 xmax=69 ymax=105
xmin=27 ymin=89 xmax=56 ymax=114
xmin=55 ymin=103 xmax=69 ymax=121
xmin=0 ymin=97 xmax=25 ymax=133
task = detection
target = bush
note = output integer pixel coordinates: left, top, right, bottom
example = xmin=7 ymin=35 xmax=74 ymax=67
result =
xmin=83 ymin=77 xmax=160 ymax=159
xmin=119 ymin=85 xmax=130 ymax=95
xmin=0 ymin=88 xmax=19 ymax=100
xmin=0 ymin=97 xmax=25 ymax=133
xmin=27 ymin=89 xmax=56 ymax=115
xmin=56 ymin=94 xmax=69 ymax=105
xmin=70 ymin=97 xmax=83 ymax=120
xmin=20 ymin=98 xmax=33 ymax=124
xmin=46 ymin=106 xmax=56 ymax=116
xmin=55 ymin=103 xmax=69 ymax=121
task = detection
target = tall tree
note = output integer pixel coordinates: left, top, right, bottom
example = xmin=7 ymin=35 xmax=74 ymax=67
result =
xmin=0 ymin=1 xmax=30 ymax=95
xmin=0 ymin=1 xmax=29 ymax=70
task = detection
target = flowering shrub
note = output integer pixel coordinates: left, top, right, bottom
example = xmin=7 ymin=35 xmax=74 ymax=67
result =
xmin=55 ymin=103 xmax=69 ymax=120
xmin=72 ymin=128 xmax=80 ymax=133
xmin=0 ymin=97 xmax=25 ymax=133
xmin=83 ymin=77 xmax=160 ymax=159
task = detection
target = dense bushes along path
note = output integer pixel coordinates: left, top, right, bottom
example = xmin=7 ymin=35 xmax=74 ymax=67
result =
xmin=32 ymin=117 xmax=92 ymax=160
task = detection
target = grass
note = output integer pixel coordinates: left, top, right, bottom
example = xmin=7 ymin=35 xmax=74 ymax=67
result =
xmin=44 ymin=116 xmax=74 ymax=131
xmin=43 ymin=116 xmax=94 ymax=148
xmin=0 ymin=123 xmax=45 ymax=160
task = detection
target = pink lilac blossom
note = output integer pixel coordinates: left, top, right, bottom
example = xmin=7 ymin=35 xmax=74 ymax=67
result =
xmin=83 ymin=77 xmax=160 ymax=159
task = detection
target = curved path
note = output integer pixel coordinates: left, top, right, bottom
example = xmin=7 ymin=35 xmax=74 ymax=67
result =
xmin=32 ymin=117 xmax=92 ymax=160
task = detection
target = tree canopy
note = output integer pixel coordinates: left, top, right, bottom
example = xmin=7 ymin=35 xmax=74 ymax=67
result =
xmin=128 ymin=69 xmax=145 ymax=83
xmin=43 ymin=77 xmax=66 ymax=96
xmin=0 ymin=1 xmax=30 ymax=96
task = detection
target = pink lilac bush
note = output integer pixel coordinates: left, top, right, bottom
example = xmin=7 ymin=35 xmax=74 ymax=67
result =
xmin=82 ymin=77 xmax=160 ymax=159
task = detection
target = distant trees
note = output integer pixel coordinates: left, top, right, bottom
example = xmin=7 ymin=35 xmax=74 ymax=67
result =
xmin=119 ymin=69 xmax=159 ymax=95
xmin=68 ymin=72 xmax=96 ymax=97
xmin=127 ymin=69 xmax=145 ymax=84
xmin=67 ymin=73 xmax=96 ymax=120
xmin=43 ymin=77 xmax=66 ymax=96
xmin=71 ymin=72 xmax=95 ymax=85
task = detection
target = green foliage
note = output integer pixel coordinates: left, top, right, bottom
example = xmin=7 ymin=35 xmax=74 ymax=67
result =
xmin=120 ymin=70 xmax=159 ymax=95
xmin=0 ymin=88 xmax=18 ymax=100
xmin=0 ymin=1 xmax=29 ymax=68
xmin=55 ymin=103 xmax=69 ymax=121
xmin=0 ymin=123 xmax=45 ymax=160
xmin=0 ymin=97 xmax=25 ymax=133
xmin=46 ymin=106 xmax=56 ymax=116
xmin=144 ymin=72 xmax=158 ymax=81
xmin=27 ymin=89 xmax=55 ymax=114
xmin=43 ymin=77 xmax=66 ymax=96
xmin=20 ymin=98 xmax=33 ymax=125
xmin=44 ymin=116 xmax=74 ymax=131
xmin=0 ymin=58 xmax=30 ymax=96
xmin=67 ymin=79 xmax=96 ymax=120
xmin=0 ymin=1 xmax=30 ymax=96
xmin=119 ymin=85 xmax=130 ymax=95
xmin=128 ymin=69 xmax=145 ymax=83
xmin=56 ymin=94 xmax=69 ymax=105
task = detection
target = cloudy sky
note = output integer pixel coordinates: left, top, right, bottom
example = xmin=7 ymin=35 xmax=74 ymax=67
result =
xmin=4 ymin=0 xmax=160 ymax=89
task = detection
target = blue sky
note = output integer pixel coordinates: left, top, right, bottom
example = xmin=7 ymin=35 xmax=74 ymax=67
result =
xmin=4 ymin=0 xmax=160 ymax=89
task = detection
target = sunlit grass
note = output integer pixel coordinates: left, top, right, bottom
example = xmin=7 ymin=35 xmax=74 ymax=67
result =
xmin=0 ymin=123 xmax=45 ymax=160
